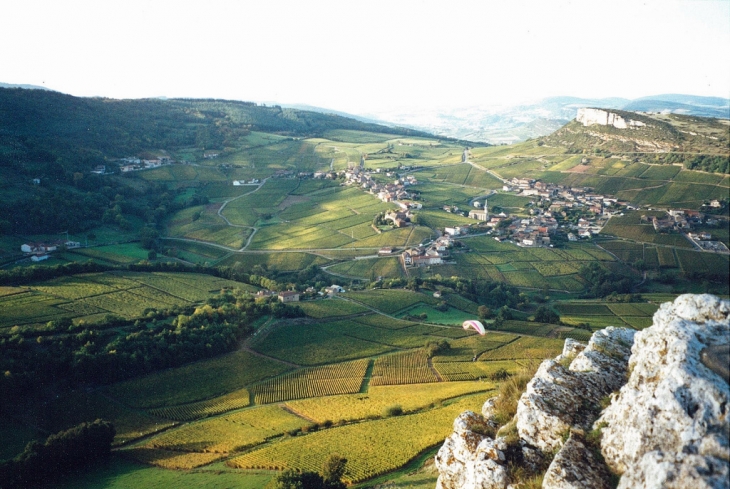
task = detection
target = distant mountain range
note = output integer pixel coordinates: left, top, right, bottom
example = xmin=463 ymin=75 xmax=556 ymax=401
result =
xmin=3 ymin=82 xmax=728 ymax=145
xmin=350 ymin=94 xmax=730 ymax=144
xmin=0 ymin=82 xmax=53 ymax=91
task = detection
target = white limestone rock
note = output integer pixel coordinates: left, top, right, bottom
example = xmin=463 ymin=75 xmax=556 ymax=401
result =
xmin=516 ymin=327 xmax=635 ymax=453
xmin=542 ymin=432 xmax=614 ymax=489
xmin=556 ymin=337 xmax=587 ymax=363
xmin=576 ymin=108 xmax=646 ymax=129
xmin=617 ymin=451 xmax=729 ymax=489
xmin=481 ymin=397 xmax=500 ymax=429
xmin=597 ymin=294 xmax=730 ymax=488
xmin=435 ymin=411 xmax=508 ymax=489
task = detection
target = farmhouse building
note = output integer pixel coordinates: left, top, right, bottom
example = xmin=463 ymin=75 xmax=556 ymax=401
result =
xmin=278 ymin=291 xmax=300 ymax=303
xmin=325 ymin=285 xmax=346 ymax=296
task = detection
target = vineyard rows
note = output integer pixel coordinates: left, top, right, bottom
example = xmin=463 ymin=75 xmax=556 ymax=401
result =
xmin=530 ymin=261 xmax=579 ymax=277
xmin=286 ymin=381 xmax=494 ymax=424
xmin=434 ymin=360 xmax=519 ymax=382
xmin=229 ymin=396 xmax=483 ymax=483
xmin=479 ymin=336 xmax=563 ymax=361
xmin=148 ymin=389 xmax=251 ymax=421
xmin=370 ymin=350 xmax=437 ymax=386
xmin=251 ymin=359 xmax=368 ymax=404
xmin=122 ymin=446 xmax=223 ymax=470
xmin=140 ymin=406 xmax=307 ymax=464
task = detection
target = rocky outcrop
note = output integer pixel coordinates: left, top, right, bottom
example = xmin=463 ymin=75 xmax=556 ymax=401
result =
xmin=434 ymin=411 xmax=508 ymax=489
xmin=597 ymin=294 xmax=730 ymax=489
xmin=516 ymin=326 xmax=635 ymax=453
xmin=435 ymin=294 xmax=729 ymax=489
xmin=576 ymin=108 xmax=646 ymax=129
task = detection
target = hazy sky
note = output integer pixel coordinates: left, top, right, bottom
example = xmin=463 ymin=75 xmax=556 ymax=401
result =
xmin=2 ymin=0 xmax=729 ymax=114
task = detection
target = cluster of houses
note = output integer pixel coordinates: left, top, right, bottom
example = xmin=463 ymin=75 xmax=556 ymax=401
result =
xmin=504 ymin=178 xmax=625 ymax=217
xmin=503 ymin=215 xmax=560 ymax=246
xmin=254 ymin=285 xmax=347 ymax=302
xmin=383 ymin=210 xmax=413 ymax=228
xmin=21 ymin=240 xmax=81 ymax=261
xmin=118 ymin=156 xmax=172 ymax=173
xmin=644 ymin=209 xmax=705 ymax=232
xmin=342 ymin=164 xmax=418 ymax=203
xmin=401 ymin=235 xmax=455 ymax=268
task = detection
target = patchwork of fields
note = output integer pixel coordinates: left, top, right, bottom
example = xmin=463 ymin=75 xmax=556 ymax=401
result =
xmin=3 ymin=128 xmax=728 ymax=488
xmin=0 ymin=272 xmax=251 ymax=330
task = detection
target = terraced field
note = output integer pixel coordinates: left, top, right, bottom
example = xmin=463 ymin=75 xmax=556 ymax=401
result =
xmin=128 ymin=405 xmax=310 ymax=469
xmin=107 ymin=350 xmax=291 ymax=409
xmin=370 ymin=350 xmax=438 ymax=386
xmin=555 ymin=300 xmax=660 ymax=331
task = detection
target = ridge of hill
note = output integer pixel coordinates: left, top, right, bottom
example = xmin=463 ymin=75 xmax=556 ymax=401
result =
xmin=0 ymin=82 xmax=54 ymax=91
xmin=0 ymin=88 xmax=442 ymax=234
xmin=540 ymin=108 xmax=729 ymax=172
xmin=0 ymin=87 xmax=432 ymax=174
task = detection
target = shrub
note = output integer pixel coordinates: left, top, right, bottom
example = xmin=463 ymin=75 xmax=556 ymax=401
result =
xmin=384 ymin=405 xmax=403 ymax=417
xmin=489 ymin=367 xmax=510 ymax=382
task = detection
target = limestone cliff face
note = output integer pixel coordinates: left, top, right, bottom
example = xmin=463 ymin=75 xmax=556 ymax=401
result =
xmin=434 ymin=294 xmax=730 ymax=489
xmin=576 ymin=108 xmax=646 ymax=129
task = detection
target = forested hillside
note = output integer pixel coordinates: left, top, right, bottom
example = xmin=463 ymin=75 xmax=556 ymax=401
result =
xmin=0 ymin=88 xmax=430 ymax=172
xmin=0 ymin=89 xmax=431 ymax=235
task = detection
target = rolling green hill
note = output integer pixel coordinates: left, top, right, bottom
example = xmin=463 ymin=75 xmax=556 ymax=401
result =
xmin=0 ymin=88 xmax=433 ymax=175
xmin=0 ymin=88 xmax=437 ymax=235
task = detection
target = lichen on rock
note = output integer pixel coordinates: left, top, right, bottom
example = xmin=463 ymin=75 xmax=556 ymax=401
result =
xmin=542 ymin=431 xmax=615 ymax=489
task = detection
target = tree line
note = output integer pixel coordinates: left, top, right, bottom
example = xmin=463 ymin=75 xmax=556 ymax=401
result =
xmin=0 ymin=286 xmax=302 ymax=400
xmin=0 ymin=420 xmax=115 ymax=489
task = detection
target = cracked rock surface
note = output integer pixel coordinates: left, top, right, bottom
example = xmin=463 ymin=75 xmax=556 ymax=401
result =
xmin=516 ymin=326 xmax=635 ymax=453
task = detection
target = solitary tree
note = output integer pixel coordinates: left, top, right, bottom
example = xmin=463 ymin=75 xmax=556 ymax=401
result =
xmin=322 ymin=454 xmax=348 ymax=489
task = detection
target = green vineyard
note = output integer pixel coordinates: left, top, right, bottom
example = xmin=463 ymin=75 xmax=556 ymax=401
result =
xmin=148 ymin=389 xmax=251 ymax=421
xmin=370 ymin=350 xmax=437 ymax=386
xmin=251 ymin=359 xmax=369 ymax=404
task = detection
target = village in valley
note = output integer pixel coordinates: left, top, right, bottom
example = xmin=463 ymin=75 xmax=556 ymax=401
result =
xmin=332 ymin=150 xmax=728 ymax=271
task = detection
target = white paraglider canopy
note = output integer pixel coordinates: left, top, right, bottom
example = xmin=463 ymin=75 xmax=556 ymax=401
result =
xmin=462 ymin=320 xmax=486 ymax=335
